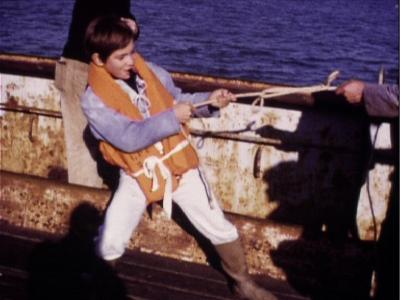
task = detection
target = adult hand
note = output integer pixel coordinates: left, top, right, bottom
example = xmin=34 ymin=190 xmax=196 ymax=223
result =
xmin=173 ymin=102 xmax=193 ymax=124
xmin=336 ymin=80 xmax=365 ymax=104
xmin=208 ymin=89 xmax=236 ymax=108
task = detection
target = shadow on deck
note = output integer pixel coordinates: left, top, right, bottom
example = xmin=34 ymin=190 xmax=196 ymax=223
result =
xmin=0 ymin=223 xmax=306 ymax=300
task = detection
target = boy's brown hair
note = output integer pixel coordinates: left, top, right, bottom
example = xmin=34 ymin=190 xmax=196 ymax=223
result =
xmin=84 ymin=15 xmax=136 ymax=62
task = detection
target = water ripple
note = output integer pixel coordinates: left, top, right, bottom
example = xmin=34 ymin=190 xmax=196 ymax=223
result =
xmin=0 ymin=0 xmax=398 ymax=85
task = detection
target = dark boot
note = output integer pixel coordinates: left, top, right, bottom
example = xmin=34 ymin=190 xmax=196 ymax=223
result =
xmin=215 ymin=239 xmax=277 ymax=300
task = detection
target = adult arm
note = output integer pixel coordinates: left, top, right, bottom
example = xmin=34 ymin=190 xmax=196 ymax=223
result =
xmin=336 ymin=80 xmax=399 ymax=117
xmin=363 ymin=83 xmax=399 ymax=117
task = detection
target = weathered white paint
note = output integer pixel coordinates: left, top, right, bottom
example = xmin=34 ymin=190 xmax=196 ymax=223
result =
xmin=0 ymin=72 xmax=395 ymax=241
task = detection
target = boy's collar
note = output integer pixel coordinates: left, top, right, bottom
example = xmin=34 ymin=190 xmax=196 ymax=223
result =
xmin=125 ymin=72 xmax=138 ymax=92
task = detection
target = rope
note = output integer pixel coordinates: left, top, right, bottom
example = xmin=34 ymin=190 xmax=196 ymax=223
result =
xmin=189 ymin=70 xmax=341 ymax=149
xmin=236 ymin=84 xmax=336 ymax=99
xmin=193 ymin=70 xmax=340 ymax=109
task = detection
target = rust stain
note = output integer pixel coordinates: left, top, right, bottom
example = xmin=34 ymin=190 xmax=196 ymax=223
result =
xmin=5 ymin=95 xmax=18 ymax=108
xmin=2 ymin=170 xmax=301 ymax=277
xmin=1 ymin=111 xmax=67 ymax=178
xmin=0 ymin=70 xmax=394 ymax=242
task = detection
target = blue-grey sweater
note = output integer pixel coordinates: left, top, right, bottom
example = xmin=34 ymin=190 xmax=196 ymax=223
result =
xmin=81 ymin=62 xmax=217 ymax=153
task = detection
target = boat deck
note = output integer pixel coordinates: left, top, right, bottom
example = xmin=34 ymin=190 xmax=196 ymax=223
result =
xmin=0 ymin=223 xmax=307 ymax=300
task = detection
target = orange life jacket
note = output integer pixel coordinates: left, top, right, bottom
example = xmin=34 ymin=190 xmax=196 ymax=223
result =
xmin=87 ymin=52 xmax=199 ymax=203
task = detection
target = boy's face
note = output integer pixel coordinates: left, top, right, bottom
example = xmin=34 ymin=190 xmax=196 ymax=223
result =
xmin=103 ymin=40 xmax=136 ymax=80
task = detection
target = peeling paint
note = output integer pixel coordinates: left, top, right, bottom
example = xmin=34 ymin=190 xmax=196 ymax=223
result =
xmin=0 ymin=70 xmax=395 ymax=243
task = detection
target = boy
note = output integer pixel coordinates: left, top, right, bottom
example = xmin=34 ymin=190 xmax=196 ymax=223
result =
xmin=82 ymin=15 xmax=277 ymax=300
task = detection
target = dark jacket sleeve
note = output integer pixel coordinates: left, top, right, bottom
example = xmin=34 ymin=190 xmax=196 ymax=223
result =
xmin=363 ymin=84 xmax=399 ymax=117
xmin=62 ymin=0 xmax=133 ymax=62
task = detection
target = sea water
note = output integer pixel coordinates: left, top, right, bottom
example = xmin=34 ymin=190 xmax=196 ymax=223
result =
xmin=0 ymin=0 xmax=398 ymax=85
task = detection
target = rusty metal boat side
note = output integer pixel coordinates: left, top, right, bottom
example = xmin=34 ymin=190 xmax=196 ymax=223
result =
xmin=0 ymin=53 xmax=396 ymax=297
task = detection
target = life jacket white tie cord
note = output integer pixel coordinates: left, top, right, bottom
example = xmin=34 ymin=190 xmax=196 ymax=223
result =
xmin=132 ymin=139 xmax=190 ymax=219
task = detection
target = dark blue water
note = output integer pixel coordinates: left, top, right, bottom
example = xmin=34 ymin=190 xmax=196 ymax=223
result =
xmin=0 ymin=0 xmax=398 ymax=85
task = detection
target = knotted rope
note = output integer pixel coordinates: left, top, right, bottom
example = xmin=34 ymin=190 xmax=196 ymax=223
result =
xmin=132 ymin=139 xmax=190 ymax=218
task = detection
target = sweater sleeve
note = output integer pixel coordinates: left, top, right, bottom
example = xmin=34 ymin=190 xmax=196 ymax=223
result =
xmin=363 ymin=83 xmax=399 ymax=117
xmin=81 ymin=87 xmax=181 ymax=152
xmin=148 ymin=62 xmax=221 ymax=118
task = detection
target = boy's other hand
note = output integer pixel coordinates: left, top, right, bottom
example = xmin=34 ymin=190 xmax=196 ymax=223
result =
xmin=174 ymin=102 xmax=193 ymax=124
xmin=209 ymin=89 xmax=236 ymax=108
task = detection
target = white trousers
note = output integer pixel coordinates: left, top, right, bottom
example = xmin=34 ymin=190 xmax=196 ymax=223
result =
xmin=97 ymin=168 xmax=239 ymax=260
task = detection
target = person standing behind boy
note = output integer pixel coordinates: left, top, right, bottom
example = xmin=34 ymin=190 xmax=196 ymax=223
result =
xmin=81 ymin=16 xmax=277 ymax=300
xmin=55 ymin=0 xmax=138 ymax=187
xmin=337 ymin=80 xmax=398 ymax=300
